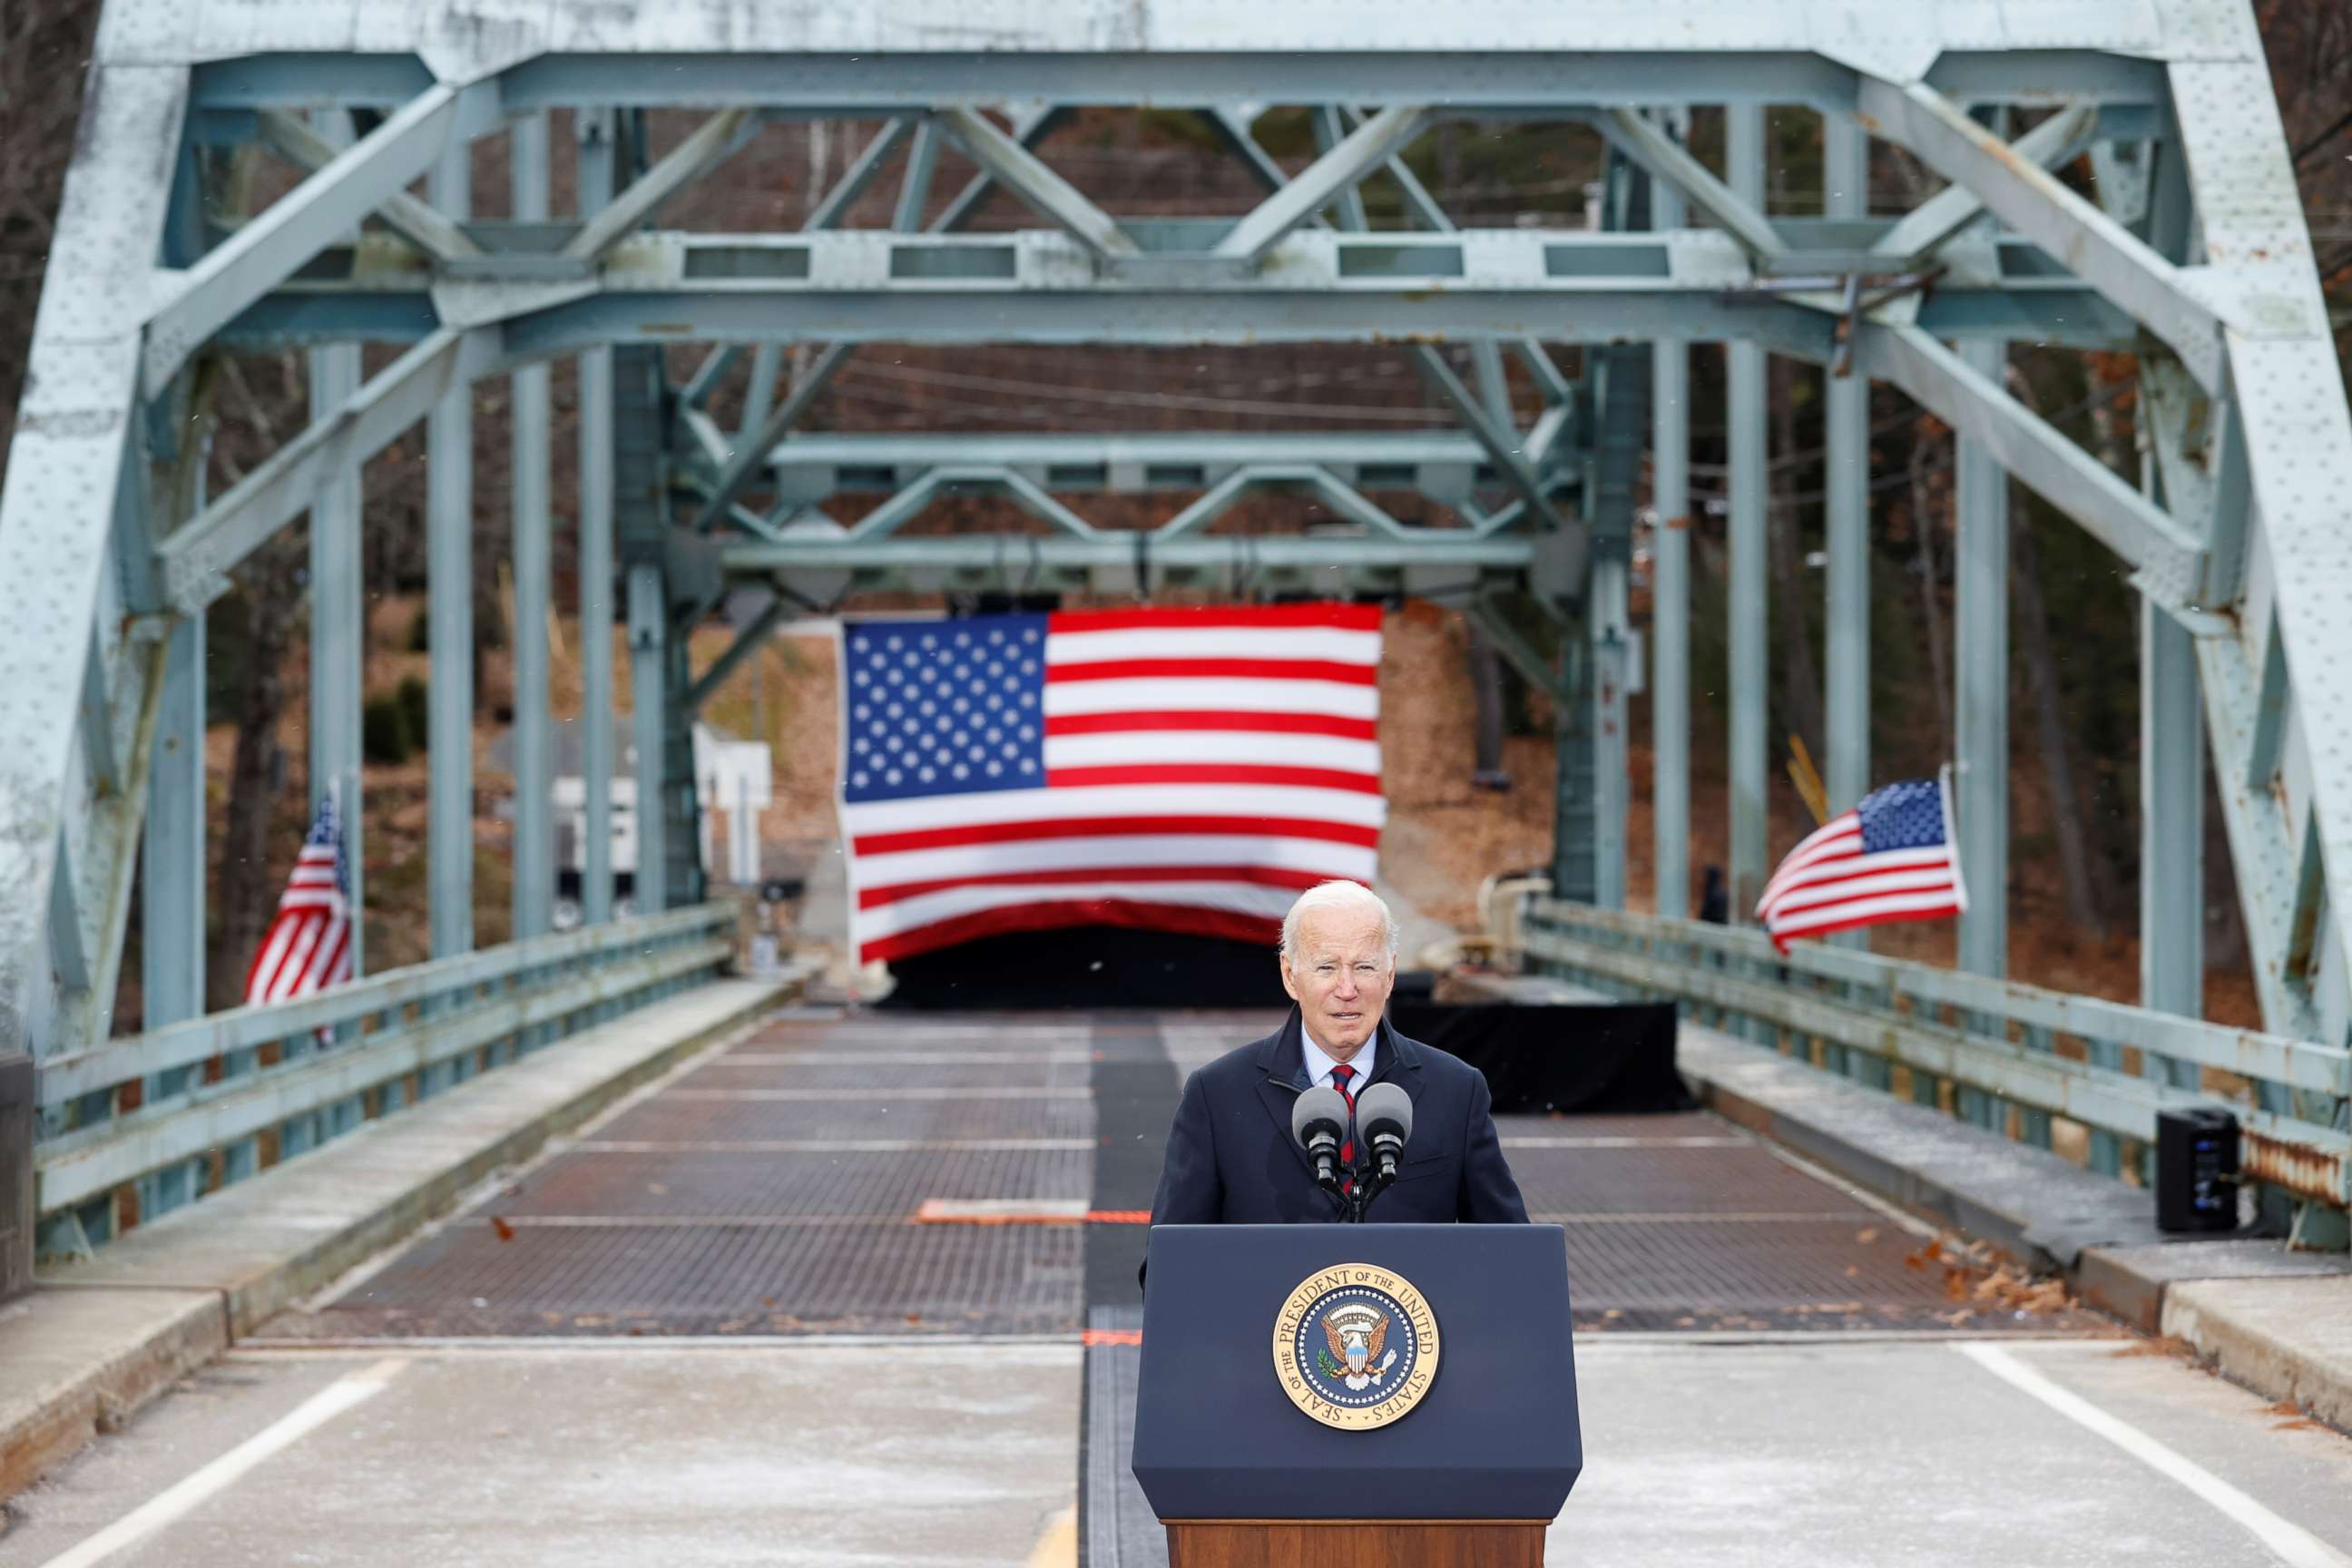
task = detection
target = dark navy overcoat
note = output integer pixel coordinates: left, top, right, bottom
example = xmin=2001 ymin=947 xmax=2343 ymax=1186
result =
xmin=1146 ymin=1005 xmax=1531 ymax=1230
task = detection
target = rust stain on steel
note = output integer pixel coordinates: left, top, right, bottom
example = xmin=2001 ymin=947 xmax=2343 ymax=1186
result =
xmin=2239 ymin=1126 xmax=2348 ymax=1206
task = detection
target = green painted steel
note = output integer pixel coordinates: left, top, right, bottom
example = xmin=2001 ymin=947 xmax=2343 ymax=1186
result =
xmin=1521 ymin=897 xmax=2352 ymax=1214
xmin=32 ymin=903 xmax=740 ymax=1229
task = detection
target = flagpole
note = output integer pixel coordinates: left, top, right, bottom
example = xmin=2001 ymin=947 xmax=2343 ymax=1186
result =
xmin=1939 ymin=761 xmax=1970 ymax=916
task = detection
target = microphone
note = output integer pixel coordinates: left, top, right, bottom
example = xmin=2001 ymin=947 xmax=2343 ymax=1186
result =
xmin=1356 ymin=1083 xmax=1414 ymax=1187
xmin=1291 ymin=1085 xmax=1350 ymax=1193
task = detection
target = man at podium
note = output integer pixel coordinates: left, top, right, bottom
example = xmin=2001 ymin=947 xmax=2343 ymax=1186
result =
xmin=1147 ymin=881 xmax=1530 ymax=1230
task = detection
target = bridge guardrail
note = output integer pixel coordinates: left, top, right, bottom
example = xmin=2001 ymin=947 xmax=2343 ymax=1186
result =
xmin=1520 ymin=897 xmax=2352 ymax=1213
xmin=33 ymin=902 xmax=740 ymax=1251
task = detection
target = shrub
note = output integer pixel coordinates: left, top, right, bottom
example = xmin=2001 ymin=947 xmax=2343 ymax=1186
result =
xmin=361 ymin=695 xmax=412 ymax=764
xmin=396 ymin=676 xmax=429 ymax=752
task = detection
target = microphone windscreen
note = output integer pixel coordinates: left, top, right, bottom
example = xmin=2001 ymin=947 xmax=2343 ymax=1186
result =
xmin=1292 ymin=1084 xmax=1350 ymax=1147
xmin=1357 ymin=1082 xmax=1413 ymax=1145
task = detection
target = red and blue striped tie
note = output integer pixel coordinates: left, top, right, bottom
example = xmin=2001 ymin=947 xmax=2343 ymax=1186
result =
xmin=1330 ymin=1063 xmax=1357 ymax=1194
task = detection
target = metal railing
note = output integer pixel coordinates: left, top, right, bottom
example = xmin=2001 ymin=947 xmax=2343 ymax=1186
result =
xmin=34 ymin=902 xmax=740 ymax=1255
xmin=1520 ymin=897 xmax=2352 ymax=1216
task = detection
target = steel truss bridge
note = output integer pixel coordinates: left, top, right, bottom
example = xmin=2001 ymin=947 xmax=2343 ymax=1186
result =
xmin=5 ymin=0 xmax=2352 ymax=1274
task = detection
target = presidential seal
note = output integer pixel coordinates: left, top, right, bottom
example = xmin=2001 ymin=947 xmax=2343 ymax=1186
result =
xmin=1270 ymin=1264 xmax=1440 ymax=1430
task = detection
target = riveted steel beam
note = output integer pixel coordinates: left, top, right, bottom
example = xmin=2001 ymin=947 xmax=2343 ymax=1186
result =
xmin=1216 ymin=105 xmax=1429 ymax=262
xmin=1868 ymin=100 xmax=2098 ymax=265
xmin=805 ymin=116 xmax=917 ymax=230
xmin=143 ymin=80 xmax=492 ymax=397
xmin=0 ymin=64 xmax=186 ymax=1066
xmin=155 ymin=328 xmax=499 ymax=613
xmin=256 ymin=108 xmax=485 ymax=264
xmin=842 ymin=466 xmax=1102 ymax=544
xmin=1853 ymin=323 xmax=2202 ymax=602
xmin=1856 ymin=75 xmax=2229 ymax=392
xmin=936 ymin=108 xmax=1138 ymax=259
xmin=562 ymin=107 xmax=759 ymax=262
xmin=1583 ymin=108 xmax=1785 ymax=262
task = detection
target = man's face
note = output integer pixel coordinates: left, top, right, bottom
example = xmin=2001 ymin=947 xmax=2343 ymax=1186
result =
xmin=1279 ymin=904 xmax=1394 ymax=1059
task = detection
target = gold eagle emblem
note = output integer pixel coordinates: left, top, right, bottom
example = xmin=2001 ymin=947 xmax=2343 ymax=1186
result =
xmin=1274 ymin=1266 xmax=1440 ymax=1430
xmin=1322 ymin=1308 xmax=1387 ymax=1364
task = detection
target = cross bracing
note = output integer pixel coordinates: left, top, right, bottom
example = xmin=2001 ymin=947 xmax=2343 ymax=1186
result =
xmin=8 ymin=0 xmax=2352 ymax=1248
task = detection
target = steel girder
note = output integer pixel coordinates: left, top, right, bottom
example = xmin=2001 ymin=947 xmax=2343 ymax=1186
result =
xmin=0 ymin=64 xmax=186 ymax=1070
xmin=224 ymin=226 xmax=2124 ymax=356
xmin=4 ymin=0 xmax=2352 ymax=1149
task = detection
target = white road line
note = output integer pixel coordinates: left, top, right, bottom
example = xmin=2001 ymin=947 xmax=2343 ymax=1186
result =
xmin=1955 ymin=1344 xmax=2352 ymax=1568
xmin=573 ymin=1138 xmax=1093 ymax=1152
xmin=35 ymin=1358 xmax=408 ymax=1568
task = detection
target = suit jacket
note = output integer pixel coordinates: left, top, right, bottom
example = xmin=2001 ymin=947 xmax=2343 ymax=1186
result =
xmin=1147 ymin=1005 xmax=1531 ymax=1230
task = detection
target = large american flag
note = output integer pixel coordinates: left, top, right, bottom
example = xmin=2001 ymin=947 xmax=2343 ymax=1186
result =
xmin=243 ymin=788 xmax=355 ymax=1006
xmin=839 ymin=603 xmax=1384 ymax=965
xmin=1754 ymin=773 xmax=1968 ymax=953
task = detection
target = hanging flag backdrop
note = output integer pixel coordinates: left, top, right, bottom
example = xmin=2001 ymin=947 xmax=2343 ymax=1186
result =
xmin=839 ymin=603 xmax=1386 ymax=965
xmin=1753 ymin=771 xmax=1967 ymax=953
xmin=244 ymin=787 xmax=355 ymax=1006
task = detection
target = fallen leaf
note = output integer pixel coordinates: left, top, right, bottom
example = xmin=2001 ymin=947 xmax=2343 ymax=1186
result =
xmin=1856 ymin=1228 xmax=1879 ymax=1245
xmin=2112 ymin=1336 xmax=2199 ymax=1360
xmin=490 ymin=1215 xmax=515 ymax=1242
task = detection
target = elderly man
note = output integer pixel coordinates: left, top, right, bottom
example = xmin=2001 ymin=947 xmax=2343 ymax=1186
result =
xmin=1146 ymin=880 xmax=1529 ymax=1228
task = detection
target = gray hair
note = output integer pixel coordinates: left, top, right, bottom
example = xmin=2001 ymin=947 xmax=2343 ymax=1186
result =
xmin=1279 ymin=880 xmax=1399 ymax=961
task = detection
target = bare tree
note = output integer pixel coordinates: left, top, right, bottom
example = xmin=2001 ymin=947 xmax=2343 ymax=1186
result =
xmin=201 ymin=353 xmax=315 ymax=1008
xmin=1906 ymin=436 xmax=1955 ymax=753
xmin=1998 ymin=362 xmax=2122 ymax=935
xmin=0 ymin=0 xmax=104 ymax=473
xmin=208 ymin=533 xmax=307 ymax=1010
xmin=2011 ymin=511 xmax=2113 ymax=936
xmin=1769 ymin=359 xmax=1825 ymax=766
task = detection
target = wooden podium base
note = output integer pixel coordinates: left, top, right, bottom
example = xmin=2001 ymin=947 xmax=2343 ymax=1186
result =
xmin=1164 ymin=1520 xmax=1547 ymax=1566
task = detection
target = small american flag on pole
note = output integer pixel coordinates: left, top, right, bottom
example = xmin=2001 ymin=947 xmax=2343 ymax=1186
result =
xmin=1754 ymin=770 xmax=1968 ymax=953
xmin=839 ymin=603 xmax=1384 ymax=965
xmin=243 ymin=786 xmax=355 ymax=1006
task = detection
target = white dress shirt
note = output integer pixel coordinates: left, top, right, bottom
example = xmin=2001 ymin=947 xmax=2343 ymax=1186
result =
xmin=1300 ymin=1024 xmax=1376 ymax=1102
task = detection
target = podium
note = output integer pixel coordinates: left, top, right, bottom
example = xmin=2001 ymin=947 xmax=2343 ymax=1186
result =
xmin=1132 ymin=1223 xmax=1581 ymax=1567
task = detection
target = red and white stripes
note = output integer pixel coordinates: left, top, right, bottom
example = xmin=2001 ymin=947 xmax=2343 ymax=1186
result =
xmin=842 ymin=603 xmax=1385 ymax=964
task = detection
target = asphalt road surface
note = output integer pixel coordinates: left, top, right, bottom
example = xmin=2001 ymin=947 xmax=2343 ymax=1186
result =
xmin=4 ymin=1007 xmax=2349 ymax=1567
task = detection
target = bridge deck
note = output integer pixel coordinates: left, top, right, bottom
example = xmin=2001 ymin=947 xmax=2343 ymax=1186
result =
xmin=12 ymin=1006 xmax=2352 ymax=1568
xmin=251 ymin=1008 xmax=2086 ymax=1344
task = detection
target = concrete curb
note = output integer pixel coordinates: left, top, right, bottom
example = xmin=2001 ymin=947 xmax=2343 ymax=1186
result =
xmin=0 ymin=970 xmax=805 ymax=1504
xmin=1669 ymin=1017 xmax=2352 ymax=1432
xmin=2161 ymin=1277 xmax=2352 ymax=1433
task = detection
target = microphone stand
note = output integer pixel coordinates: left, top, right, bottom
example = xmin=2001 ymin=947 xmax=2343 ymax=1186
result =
xmin=1342 ymin=1158 xmax=1399 ymax=1223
